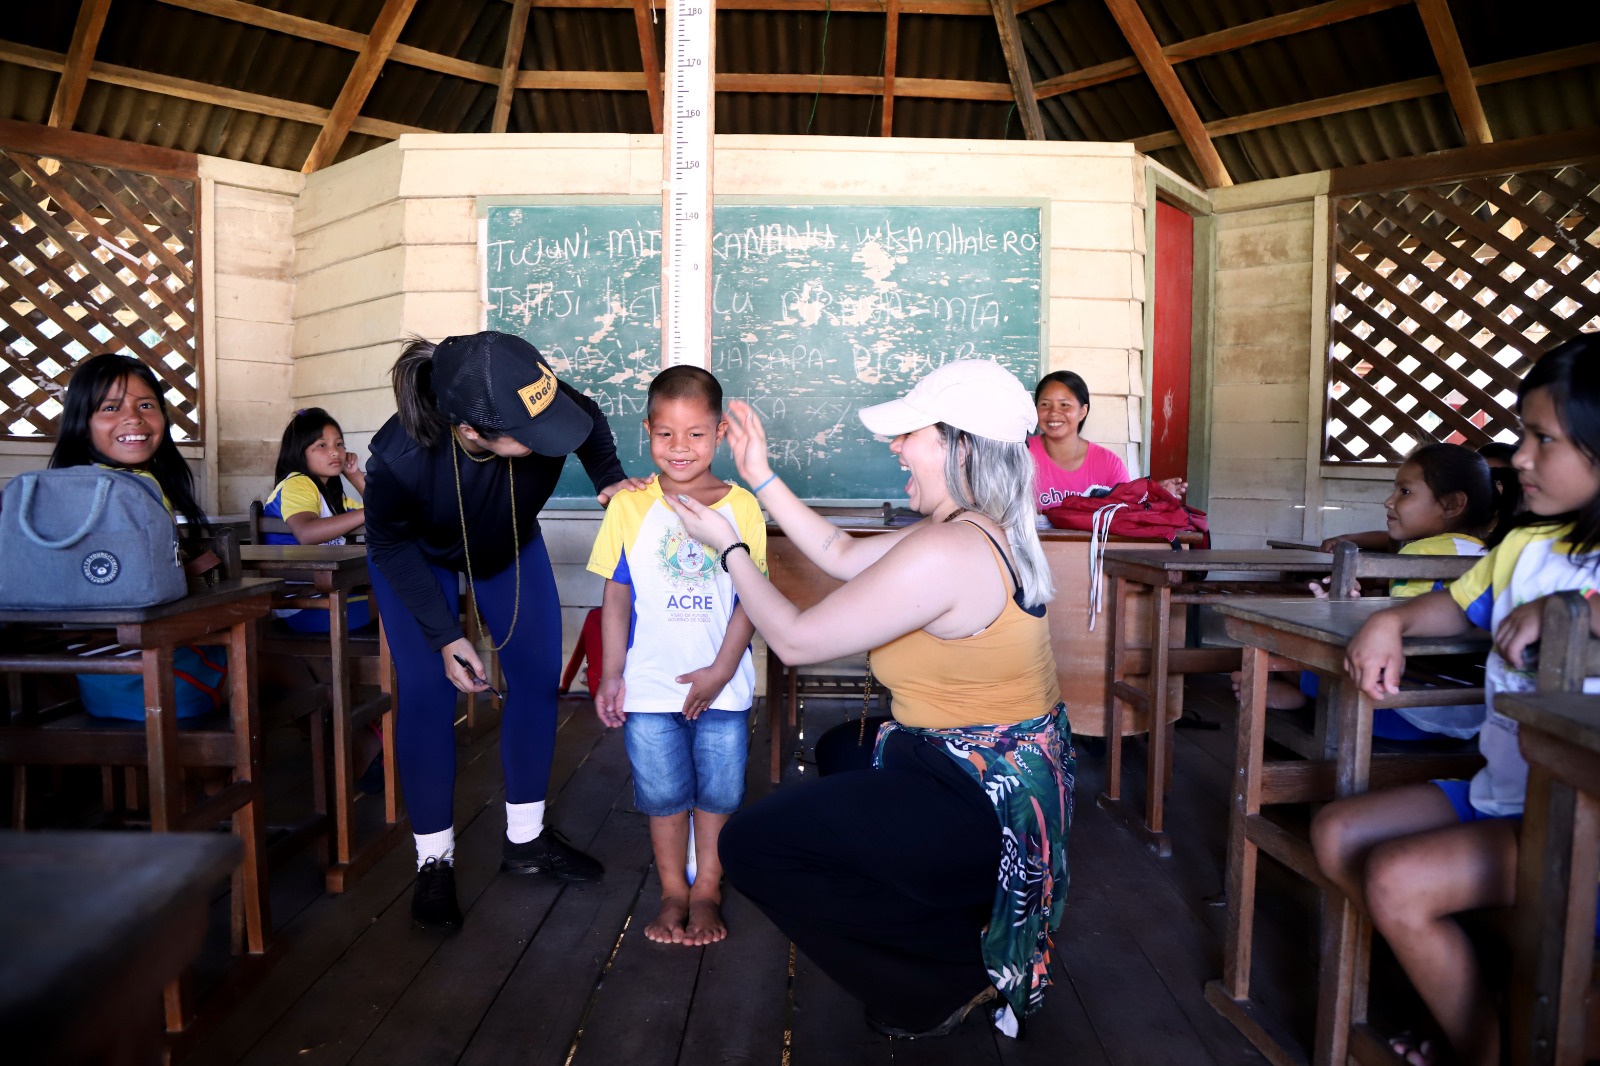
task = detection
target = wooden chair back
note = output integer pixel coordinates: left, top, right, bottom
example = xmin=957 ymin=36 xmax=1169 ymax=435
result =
xmin=1536 ymin=590 xmax=1600 ymax=692
xmin=1327 ymin=541 xmax=1480 ymax=600
xmin=246 ymin=500 xmax=293 ymax=545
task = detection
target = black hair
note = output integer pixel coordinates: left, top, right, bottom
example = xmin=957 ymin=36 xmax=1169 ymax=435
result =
xmin=274 ymin=407 xmax=348 ymax=515
xmin=49 ymin=353 xmax=208 ymax=530
xmin=1403 ymin=442 xmax=1518 ymax=546
xmin=1476 ymin=441 xmax=1518 ymax=466
xmin=1034 ymin=370 xmax=1091 ymax=433
xmin=646 ymin=365 xmax=723 ymax=420
xmin=390 ymin=336 xmax=508 ymax=449
xmin=1513 ymin=333 xmax=1600 ymax=558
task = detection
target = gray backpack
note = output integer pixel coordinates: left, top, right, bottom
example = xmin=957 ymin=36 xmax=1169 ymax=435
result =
xmin=0 ymin=466 xmax=186 ymax=609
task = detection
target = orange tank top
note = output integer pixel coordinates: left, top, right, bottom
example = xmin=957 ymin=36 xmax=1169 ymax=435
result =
xmin=870 ymin=522 xmax=1060 ymax=729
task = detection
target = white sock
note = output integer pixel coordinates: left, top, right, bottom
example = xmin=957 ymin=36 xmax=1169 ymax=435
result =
xmin=414 ymin=827 xmax=455 ymax=870
xmin=506 ymin=800 xmax=546 ymax=845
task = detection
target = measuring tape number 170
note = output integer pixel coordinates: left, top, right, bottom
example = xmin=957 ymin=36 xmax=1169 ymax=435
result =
xmin=661 ymin=0 xmax=715 ymax=369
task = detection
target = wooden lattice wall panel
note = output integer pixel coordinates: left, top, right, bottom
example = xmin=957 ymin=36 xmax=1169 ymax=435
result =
xmin=1326 ymin=164 xmax=1599 ymax=464
xmin=0 ymin=147 xmax=200 ymax=442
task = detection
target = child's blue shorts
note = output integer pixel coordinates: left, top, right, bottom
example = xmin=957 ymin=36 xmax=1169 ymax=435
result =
xmin=1434 ymin=778 xmax=1600 ymax=939
xmin=624 ymin=709 xmax=749 ymax=817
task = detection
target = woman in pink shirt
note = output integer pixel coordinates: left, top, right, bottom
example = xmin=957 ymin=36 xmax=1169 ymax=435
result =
xmin=1028 ymin=371 xmax=1185 ymax=510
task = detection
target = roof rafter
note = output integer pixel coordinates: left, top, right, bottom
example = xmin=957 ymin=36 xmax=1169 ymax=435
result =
xmin=493 ymin=0 xmax=532 ymax=133
xmin=991 ymin=0 xmax=1044 ymax=139
xmin=1101 ymin=0 xmax=1231 ymax=186
xmin=1414 ymin=0 xmax=1492 ymax=146
xmin=301 ymin=0 xmax=419 ymax=173
xmin=49 ymin=0 xmax=113 ymax=129
xmin=632 ymin=0 xmax=662 ymax=134
xmin=881 ymin=0 xmax=900 ymax=136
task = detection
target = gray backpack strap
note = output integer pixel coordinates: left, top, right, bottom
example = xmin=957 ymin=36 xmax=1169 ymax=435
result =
xmin=16 ymin=472 xmax=114 ymax=549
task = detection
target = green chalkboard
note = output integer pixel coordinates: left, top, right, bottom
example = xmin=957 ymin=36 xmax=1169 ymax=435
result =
xmin=481 ymin=201 xmax=1044 ymax=505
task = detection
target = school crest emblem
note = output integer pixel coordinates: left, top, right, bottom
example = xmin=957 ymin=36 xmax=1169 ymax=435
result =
xmin=655 ymin=527 xmax=716 ymax=590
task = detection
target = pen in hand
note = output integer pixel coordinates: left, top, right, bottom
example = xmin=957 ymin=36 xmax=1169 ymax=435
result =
xmin=452 ymin=654 xmax=504 ymax=700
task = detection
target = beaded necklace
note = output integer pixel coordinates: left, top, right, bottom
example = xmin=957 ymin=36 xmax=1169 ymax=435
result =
xmin=452 ymin=433 xmax=520 ymax=651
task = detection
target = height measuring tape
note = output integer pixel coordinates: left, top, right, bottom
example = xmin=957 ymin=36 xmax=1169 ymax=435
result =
xmin=660 ymin=0 xmax=715 ymax=368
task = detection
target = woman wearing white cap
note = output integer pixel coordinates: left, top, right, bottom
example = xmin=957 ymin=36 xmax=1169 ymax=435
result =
xmin=667 ymin=358 xmax=1073 ymax=1039
xmin=366 ymin=331 xmax=647 ymax=930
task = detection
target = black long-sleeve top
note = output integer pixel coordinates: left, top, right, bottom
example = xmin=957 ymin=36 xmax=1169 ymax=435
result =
xmin=364 ymin=382 xmax=626 ymax=650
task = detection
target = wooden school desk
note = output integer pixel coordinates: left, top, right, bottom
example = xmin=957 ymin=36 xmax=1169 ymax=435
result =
xmin=240 ymin=544 xmax=404 ymax=892
xmin=763 ymin=519 xmax=1195 ymax=782
xmin=1204 ymin=597 xmax=1489 ymax=1066
xmin=0 ymin=830 xmax=240 ymax=1066
xmin=1099 ymin=548 xmax=1334 ymax=857
xmin=0 ymin=577 xmax=283 ymax=1037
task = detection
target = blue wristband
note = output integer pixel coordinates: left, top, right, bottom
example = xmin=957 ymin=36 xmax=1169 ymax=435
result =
xmin=752 ymin=473 xmax=778 ymax=494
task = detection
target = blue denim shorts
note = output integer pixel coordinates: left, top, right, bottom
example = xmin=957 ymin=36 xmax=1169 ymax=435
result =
xmin=624 ymin=709 xmax=749 ymax=816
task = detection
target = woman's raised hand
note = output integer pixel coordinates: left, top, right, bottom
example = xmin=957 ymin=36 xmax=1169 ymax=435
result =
xmin=725 ymin=401 xmax=774 ymax=486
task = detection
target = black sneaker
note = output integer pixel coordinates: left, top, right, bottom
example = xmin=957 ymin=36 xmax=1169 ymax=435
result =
xmin=412 ymin=857 xmax=463 ymax=930
xmin=501 ymin=829 xmax=604 ymax=881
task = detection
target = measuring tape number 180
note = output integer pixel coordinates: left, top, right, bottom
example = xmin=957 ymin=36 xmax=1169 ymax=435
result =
xmin=661 ymin=0 xmax=715 ymax=369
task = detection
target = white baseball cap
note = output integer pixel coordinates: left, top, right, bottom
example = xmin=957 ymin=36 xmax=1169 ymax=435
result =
xmin=858 ymin=359 xmax=1038 ymax=443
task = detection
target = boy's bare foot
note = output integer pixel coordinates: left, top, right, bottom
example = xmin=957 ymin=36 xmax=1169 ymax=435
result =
xmin=684 ymin=897 xmax=727 ymax=945
xmin=644 ymin=897 xmax=690 ymax=944
xmin=1388 ymin=1033 xmax=1435 ymax=1066
xmin=1265 ymin=678 xmax=1309 ymax=710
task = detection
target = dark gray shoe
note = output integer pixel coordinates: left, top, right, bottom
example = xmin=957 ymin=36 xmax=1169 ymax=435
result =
xmin=412 ymin=857 xmax=463 ymax=930
xmin=501 ymin=829 xmax=604 ymax=881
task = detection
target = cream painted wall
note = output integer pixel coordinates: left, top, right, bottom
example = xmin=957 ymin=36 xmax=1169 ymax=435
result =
xmin=288 ymin=133 xmax=1170 ymax=637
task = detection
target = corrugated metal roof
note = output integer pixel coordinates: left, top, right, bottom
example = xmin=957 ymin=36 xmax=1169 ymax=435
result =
xmin=0 ymin=0 xmax=1594 ymax=183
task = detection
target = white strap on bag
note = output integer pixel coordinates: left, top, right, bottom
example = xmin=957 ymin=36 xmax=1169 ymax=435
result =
xmin=1085 ymin=501 xmax=1128 ymax=632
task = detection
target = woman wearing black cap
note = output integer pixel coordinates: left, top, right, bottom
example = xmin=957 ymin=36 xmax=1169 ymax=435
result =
xmin=365 ymin=331 xmax=644 ymax=929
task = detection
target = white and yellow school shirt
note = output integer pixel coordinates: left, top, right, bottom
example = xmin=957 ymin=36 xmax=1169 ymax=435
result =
xmin=1391 ymin=532 xmax=1485 ymax=599
xmin=264 ymin=473 xmax=358 ymax=545
xmin=1449 ymin=523 xmax=1600 ymax=816
xmin=586 ymin=480 xmax=768 ymax=715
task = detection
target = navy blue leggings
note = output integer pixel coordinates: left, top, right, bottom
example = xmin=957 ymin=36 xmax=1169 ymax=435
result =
xmin=368 ymin=537 xmax=561 ymax=835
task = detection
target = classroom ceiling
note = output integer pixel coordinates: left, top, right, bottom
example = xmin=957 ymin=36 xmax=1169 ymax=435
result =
xmin=0 ymin=0 xmax=1596 ymax=188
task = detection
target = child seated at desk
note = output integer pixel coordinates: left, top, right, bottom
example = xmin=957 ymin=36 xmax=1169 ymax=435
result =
xmin=1315 ymin=335 xmax=1600 ymax=1066
xmin=1241 ymin=442 xmax=1517 ymax=741
xmin=587 ymin=365 xmax=764 ymax=946
xmin=49 ymin=354 xmax=227 ymax=720
xmin=263 ymin=407 xmax=372 ymax=633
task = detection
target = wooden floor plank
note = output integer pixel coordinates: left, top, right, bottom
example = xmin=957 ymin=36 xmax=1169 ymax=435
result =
xmin=350 ymin=719 xmax=634 ymax=1066
xmin=676 ymin=885 xmax=792 ymax=1066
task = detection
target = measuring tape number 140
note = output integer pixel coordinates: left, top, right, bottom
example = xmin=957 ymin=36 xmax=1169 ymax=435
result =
xmin=661 ymin=0 xmax=715 ymax=369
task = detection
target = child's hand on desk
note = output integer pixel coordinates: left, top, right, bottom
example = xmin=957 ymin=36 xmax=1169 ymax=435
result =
xmin=1493 ymin=599 xmax=1545 ymax=670
xmin=595 ymin=677 xmax=626 ymax=728
xmin=676 ymin=666 xmax=732 ymax=720
xmin=724 ymin=401 xmax=773 ymax=486
xmin=1344 ymin=611 xmax=1405 ymax=699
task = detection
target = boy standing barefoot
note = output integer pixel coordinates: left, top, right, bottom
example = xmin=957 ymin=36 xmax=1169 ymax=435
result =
xmin=587 ymin=366 xmax=764 ymax=944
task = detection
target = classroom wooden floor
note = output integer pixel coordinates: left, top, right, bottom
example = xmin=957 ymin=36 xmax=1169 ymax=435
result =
xmin=178 ymin=676 xmax=1330 ymax=1066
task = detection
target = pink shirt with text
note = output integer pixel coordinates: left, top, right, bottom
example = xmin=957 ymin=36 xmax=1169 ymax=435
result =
xmin=1028 ymin=435 xmax=1129 ymax=510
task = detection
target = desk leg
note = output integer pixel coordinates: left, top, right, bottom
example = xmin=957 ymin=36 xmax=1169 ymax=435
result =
xmin=141 ymin=646 xmax=180 ymax=832
xmin=379 ymin=619 xmax=401 ymax=827
xmin=329 ymin=589 xmax=354 ymax=870
xmin=1103 ymin=576 xmax=1129 ymax=801
xmin=1147 ymin=583 xmax=1173 ymax=838
xmin=227 ymin=618 xmax=271 ymax=956
xmin=1512 ymin=733 xmax=1600 ymax=1066
xmin=1221 ymin=642 xmax=1267 ymax=1000
xmin=1311 ymin=677 xmax=1373 ymax=1066
xmin=768 ymin=647 xmax=783 ymax=785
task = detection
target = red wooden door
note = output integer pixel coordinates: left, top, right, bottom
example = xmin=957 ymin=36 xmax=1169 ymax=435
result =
xmin=1150 ymin=201 xmax=1193 ymax=482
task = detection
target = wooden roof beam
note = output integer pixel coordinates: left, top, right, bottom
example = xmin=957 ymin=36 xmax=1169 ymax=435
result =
xmin=991 ymin=0 xmax=1044 ymax=139
xmin=1102 ymin=0 xmax=1231 ymax=186
xmin=302 ymin=0 xmax=419 ymax=173
xmin=49 ymin=0 xmax=113 ymax=129
xmin=492 ymin=0 xmax=532 ymax=133
xmin=632 ymin=0 xmax=662 ymax=134
xmin=1415 ymin=0 xmax=1492 ymax=146
xmin=881 ymin=0 xmax=899 ymax=136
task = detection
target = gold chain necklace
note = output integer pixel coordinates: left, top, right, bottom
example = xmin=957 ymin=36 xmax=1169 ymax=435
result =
xmin=453 ymin=436 xmax=520 ymax=651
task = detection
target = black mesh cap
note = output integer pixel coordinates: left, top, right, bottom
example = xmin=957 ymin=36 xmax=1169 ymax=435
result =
xmin=432 ymin=332 xmax=593 ymax=456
